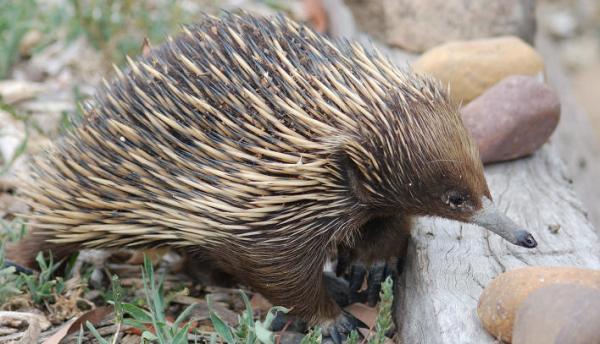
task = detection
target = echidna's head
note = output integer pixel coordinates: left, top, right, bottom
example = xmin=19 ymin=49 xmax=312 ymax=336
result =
xmin=339 ymin=73 xmax=536 ymax=248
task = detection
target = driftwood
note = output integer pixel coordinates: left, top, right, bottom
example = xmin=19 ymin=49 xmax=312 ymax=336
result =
xmin=395 ymin=144 xmax=600 ymax=343
xmin=393 ymin=35 xmax=600 ymax=344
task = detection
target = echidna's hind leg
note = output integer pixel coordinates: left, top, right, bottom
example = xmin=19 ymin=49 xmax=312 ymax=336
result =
xmin=5 ymin=230 xmax=80 ymax=270
xmin=181 ymin=251 xmax=238 ymax=287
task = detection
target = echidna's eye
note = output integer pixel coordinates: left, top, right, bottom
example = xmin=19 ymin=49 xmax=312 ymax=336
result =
xmin=449 ymin=194 xmax=465 ymax=207
xmin=444 ymin=190 xmax=465 ymax=209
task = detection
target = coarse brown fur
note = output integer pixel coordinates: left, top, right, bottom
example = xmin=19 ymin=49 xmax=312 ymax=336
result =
xmin=8 ymin=13 xmax=490 ymax=324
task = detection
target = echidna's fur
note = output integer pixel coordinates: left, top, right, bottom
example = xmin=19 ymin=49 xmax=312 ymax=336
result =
xmin=13 ymin=13 xmax=491 ymax=323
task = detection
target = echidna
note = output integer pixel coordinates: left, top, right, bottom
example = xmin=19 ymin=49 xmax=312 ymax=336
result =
xmin=8 ymin=12 xmax=537 ymax=338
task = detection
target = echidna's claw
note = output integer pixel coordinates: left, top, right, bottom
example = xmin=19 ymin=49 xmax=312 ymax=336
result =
xmin=322 ymin=311 xmax=366 ymax=344
xmin=365 ymin=261 xmax=391 ymax=306
xmin=329 ymin=329 xmax=342 ymax=344
xmin=347 ymin=260 xmax=393 ymax=306
xmin=349 ymin=263 xmax=367 ymax=289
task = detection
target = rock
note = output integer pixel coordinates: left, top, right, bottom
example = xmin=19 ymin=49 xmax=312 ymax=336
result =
xmin=542 ymin=10 xmax=578 ymax=39
xmin=461 ymin=75 xmax=560 ymax=164
xmin=477 ymin=266 xmax=600 ymax=343
xmin=343 ymin=0 xmax=386 ymax=42
xmin=559 ymin=35 xmax=600 ymax=71
xmin=345 ymin=0 xmax=536 ymax=53
xmin=0 ymin=80 xmax=44 ymax=104
xmin=513 ymin=284 xmax=600 ymax=344
xmin=412 ymin=36 xmax=544 ymax=104
xmin=0 ymin=110 xmax=26 ymax=167
xmin=321 ymin=0 xmax=356 ymax=39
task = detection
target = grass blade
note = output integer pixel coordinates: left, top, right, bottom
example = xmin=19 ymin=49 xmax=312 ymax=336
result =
xmin=207 ymin=295 xmax=235 ymax=344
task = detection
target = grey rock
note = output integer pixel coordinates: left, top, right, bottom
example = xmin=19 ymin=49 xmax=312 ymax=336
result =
xmin=344 ymin=0 xmax=536 ymax=53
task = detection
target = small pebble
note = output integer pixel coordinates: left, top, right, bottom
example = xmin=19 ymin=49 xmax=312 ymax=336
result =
xmin=548 ymin=224 xmax=561 ymax=234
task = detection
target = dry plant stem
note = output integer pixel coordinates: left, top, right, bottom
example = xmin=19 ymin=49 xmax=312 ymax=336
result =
xmin=110 ymin=321 xmax=121 ymax=344
xmin=275 ymin=318 xmax=294 ymax=344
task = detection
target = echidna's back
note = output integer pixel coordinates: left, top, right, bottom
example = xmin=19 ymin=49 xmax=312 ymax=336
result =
xmin=16 ymin=13 xmax=366 ymax=262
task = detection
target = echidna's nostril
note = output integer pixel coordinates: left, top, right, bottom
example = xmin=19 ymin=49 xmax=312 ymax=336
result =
xmin=525 ymin=234 xmax=537 ymax=248
xmin=515 ymin=230 xmax=537 ymax=248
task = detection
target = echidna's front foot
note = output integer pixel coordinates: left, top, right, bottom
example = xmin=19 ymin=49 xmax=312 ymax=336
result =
xmin=348 ymin=260 xmax=393 ymax=306
xmin=322 ymin=311 xmax=366 ymax=344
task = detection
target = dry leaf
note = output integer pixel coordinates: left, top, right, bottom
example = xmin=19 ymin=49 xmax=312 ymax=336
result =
xmin=41 ymin=306 xmax=112 ymax=344
xmin=345 ymin=303 xmax=377 ymax=328
xmin=0 ymin=311 xmax=50 ymax=344
xmin=302 ymin=0 xmax=328 ymax=33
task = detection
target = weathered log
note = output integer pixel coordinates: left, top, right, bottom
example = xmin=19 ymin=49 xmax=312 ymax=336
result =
xmin=395 ymin=143 xmax=600 ymax=343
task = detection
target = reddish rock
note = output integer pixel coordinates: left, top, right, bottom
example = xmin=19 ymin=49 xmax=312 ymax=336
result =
xmin=461 ymin=75 xmax=560 ymax=164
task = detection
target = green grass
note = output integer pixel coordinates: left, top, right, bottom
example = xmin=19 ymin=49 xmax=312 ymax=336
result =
xmin=0 ymin=0 xmax=197 ymax=78
xmin=0 ymin=244 xmax=75 ymax=307
xmin=0 ymin=0 xmax=195 ymax=174
xmin=0 ymin=0 xmax=35 ymax=78
xmin=0 ymin=99 xmax=30 ymax=175
xmin=21 ymin=252 xmax=66 ymax=305
xmin=207 ymin=290 xmax=288 ymax=344
xmin=0 ymin=244 xmax=22 ymax=303
xmin=85 ymin=256 xmax=197 ymax=344
xmin=0 ymin=217 xmax=27 ymax=242
xmin=82 ymin=255 xmax=395 ymax=343
xmin=366 ymin=276 xmax=395 ymax=344
xmin=300 ymin=327 xmax=323 ymax=344
xmin=2 ymin=247 xmax=396 ymax=343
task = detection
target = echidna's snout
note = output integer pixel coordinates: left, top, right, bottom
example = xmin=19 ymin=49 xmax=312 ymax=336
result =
xmin=469 ymin=198 xmax=537 ymax=248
